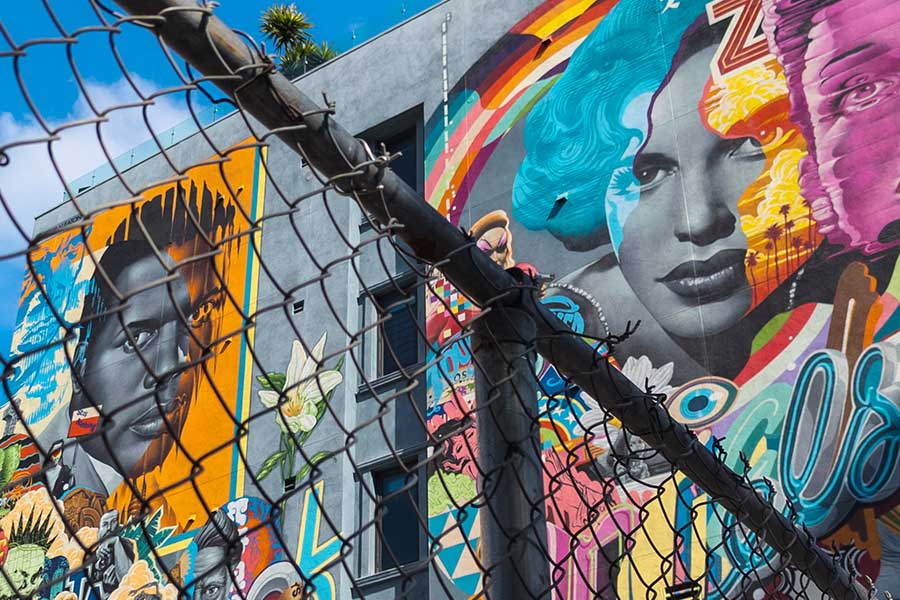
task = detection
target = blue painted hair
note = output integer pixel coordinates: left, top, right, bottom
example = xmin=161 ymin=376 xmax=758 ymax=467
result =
xmin=512 ymin=0 xmax=708 ymax=251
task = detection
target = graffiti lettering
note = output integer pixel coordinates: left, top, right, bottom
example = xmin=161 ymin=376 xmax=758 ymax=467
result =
xmin=781 ymin=342 xmax=900 ymax=535
xmin=706 ymin=0 xmax=770 ymax=81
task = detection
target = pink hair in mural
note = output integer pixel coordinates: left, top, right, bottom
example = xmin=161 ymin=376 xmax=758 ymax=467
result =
xmin=762 ymin=0 xmax=900 ymax=254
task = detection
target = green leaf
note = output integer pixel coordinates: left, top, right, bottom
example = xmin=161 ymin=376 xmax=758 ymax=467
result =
xmin=289 ymin=430 xmax=311 ymax=449
xmin=294 ymin=451 xmax=331 ymax=482
xmin=257 ymin=372 xmax=286 ymax=391
xmin=257 ymin=450 xmax=288 ymax=481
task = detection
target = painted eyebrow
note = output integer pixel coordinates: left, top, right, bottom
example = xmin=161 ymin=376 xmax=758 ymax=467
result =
xmin=819 ymin=43 xmax=874 ymax=79
xmin=632 ymin=152 xmax=677 ymax=167
xmin=123 ymin=319 xmax=160 ymax=333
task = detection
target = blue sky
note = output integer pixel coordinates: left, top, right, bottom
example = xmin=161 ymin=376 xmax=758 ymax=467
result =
xmin=0 ymin=0 xmax=438 ymax=357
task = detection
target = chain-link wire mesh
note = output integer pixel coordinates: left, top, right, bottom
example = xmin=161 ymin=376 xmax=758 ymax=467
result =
xmin=0 ymin=1 xmax=894 ymax=599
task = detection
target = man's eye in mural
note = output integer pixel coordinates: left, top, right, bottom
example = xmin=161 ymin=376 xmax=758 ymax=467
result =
xmin=191 ymin=288 xmax=225 ymax=329
xmin=834 ymin=74 xmax=898 ymax=115
xmin=122 ymin=324 xmax=159 ymax=354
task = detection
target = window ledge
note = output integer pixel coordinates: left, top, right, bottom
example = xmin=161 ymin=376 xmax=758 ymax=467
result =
xmin=355 ymin=567 xmax=402 ymax=590
xmin=354 ymin=563 xmax=424 ymax=592
xmin=355 ymin=363 xmax=424 ymax=400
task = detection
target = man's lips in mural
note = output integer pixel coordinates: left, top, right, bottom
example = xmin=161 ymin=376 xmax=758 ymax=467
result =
xmin=128 ymin=395 xmax=182 ymax=438
xmin=657 ymin=249 xmax=747 ymax=301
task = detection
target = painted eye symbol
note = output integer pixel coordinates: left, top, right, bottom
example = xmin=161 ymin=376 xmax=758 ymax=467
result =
xmin=476 ymin=239 xmax=493 ymax=252
xmin=666 ymin=376 xmax=738 ymax=428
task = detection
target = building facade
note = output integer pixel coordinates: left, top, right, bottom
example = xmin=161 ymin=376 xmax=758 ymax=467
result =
xmin=4 ymin=0 xmax=899 ymax=598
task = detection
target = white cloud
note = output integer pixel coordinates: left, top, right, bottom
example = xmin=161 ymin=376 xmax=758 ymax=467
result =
xmin=0 ymin=75 xmax=190 ymax=255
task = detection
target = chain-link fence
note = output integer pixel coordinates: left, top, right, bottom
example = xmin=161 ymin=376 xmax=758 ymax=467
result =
xmin=0 ymin=1 xmax=895 ymax=599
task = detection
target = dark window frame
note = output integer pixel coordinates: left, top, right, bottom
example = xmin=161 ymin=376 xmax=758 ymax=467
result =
xmin=372 ymin=462 xmax=422 ymax=572
xmin=372 ymin=276 xmax=421 ymax=378
xmin=357 ymin=106 xmax=424 ymax=231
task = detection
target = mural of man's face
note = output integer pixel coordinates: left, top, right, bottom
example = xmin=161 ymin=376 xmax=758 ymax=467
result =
xmin=78 ymin=251 xmax=191 ymax=478
xmin=804 ymin=0 xmax=900 ymax=248
xmin=193 ymin=547 xmax=232 ymax=600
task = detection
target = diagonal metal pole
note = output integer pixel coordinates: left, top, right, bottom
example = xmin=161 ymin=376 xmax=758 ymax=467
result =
xmin=107 ymin=2 xmax=867 ymax=598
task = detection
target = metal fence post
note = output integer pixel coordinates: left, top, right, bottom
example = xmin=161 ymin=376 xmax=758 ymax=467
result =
xmin=471 ymin=305 xmax=550 ymax=599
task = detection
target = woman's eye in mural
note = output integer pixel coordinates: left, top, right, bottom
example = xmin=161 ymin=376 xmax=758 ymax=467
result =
xmin=123 ymin=325 xmax=159 ymax=354
xmin=727 ymin=136 xmax=766 ymax=160
xmin=632 ymin=153 xmax=678 ymax=192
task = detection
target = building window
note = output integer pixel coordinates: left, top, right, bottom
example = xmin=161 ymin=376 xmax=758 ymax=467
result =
xmin=377 ymin=127 xmax=418 ymax=192
xmin=360 ymin=105 xmax=421 ymax=196
xmin=374 ymin=467 xmax=420 ymax=570
xmin=375 ymin=285 xmax=419 ymax=377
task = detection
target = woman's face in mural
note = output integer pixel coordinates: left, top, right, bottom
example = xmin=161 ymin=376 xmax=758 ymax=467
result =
xmin=79 ymin=253 xmax=191 ymax=477
xmin=617 ymin=44 xmax=764 ymax=339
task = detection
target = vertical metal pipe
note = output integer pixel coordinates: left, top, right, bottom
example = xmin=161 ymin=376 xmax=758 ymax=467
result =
xmin=472 ymin=306 xmax=549 ymax=599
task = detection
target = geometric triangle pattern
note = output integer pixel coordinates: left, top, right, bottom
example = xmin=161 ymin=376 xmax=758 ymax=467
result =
xmin=429 ymin=507 xmax=483 ymax=595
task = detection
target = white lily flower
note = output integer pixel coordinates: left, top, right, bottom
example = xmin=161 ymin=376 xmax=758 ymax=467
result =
xmin=620 ymin=355 xmax=676 ymax=397
xmin=577 ymin=355 xmax=675 ymax=436
xmin=258 ymin=333 xmax=343 ymax=434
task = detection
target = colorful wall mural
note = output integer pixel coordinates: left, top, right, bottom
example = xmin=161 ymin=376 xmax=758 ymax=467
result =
xmin=425 ymin=0 xmax=900 ymax=597
xmin=0 ymin=142 xmax=337 ymax=600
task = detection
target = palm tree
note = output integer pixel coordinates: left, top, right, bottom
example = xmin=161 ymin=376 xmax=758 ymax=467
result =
xmin=765 ymin=242 xmax=773 ymax=292
xmin=792 ymin=236 xmax=803 ymax=266
xmin=784 ymin=219 xmax=795 ymax=271
xmin=261 ymin=4 xmax=312 ymax=53
xmin=765 ymin=223 xmax=784 ymax=283
xmin=261 ymin=4 xmax=338 ymax=79
xmin=745 ymin=251 xmax=759 ymax=303
xmin=779 ymin=204 xmax=791 ymax=269
xmin=309 ymin=40 xmax=339 ymax=65
xmin=288 ymin=40 xmax=339 ymax=75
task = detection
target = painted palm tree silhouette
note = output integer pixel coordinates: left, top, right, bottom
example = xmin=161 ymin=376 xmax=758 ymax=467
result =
xmin=792 ymin=236 xmax=804 ymax=266
xmin=745 ymin=250 xmax=759 ymax=303
xmin=765 ymin=223 xmax=784 ymax=284
xmin=784 ymin=219 xmax=796 ymax=271
xmin=779 ymin=204 xmax=792 ymax=270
